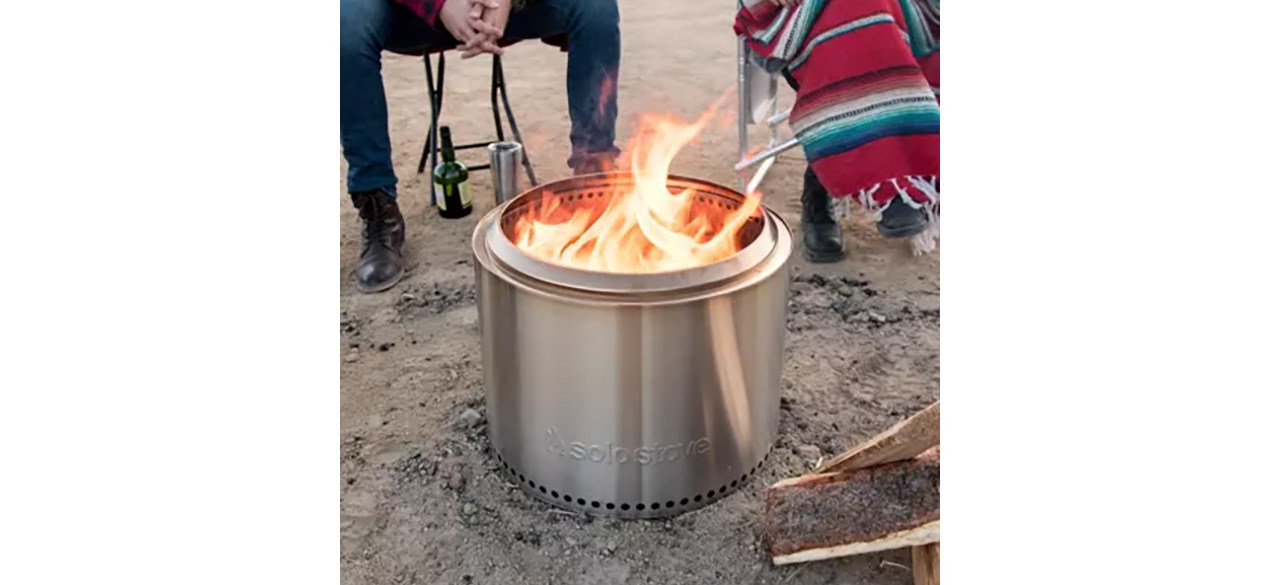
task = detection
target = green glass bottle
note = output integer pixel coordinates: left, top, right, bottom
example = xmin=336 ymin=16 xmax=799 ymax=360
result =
xmin=433 ymin=126 xmax=472 ymax=219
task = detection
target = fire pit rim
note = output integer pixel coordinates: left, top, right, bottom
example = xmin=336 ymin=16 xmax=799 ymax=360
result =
xmin=473 ymin=206 xmax=791 ymax=308
xmin=479 ymin=172 xmax=782 ymax=295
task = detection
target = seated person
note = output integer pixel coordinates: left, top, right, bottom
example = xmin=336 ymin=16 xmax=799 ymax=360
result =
xmin=736 ymin=0 xmax=940 ymax=262
xmin=341 ymin=0 xmax=621 ymax=292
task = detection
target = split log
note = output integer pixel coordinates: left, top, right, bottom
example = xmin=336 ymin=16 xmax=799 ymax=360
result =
xmin=818 ymin=401 xmax=939 ymax=474
xmin=767 ymin=447 xmax=939 ymax=565
xmin=912 ymin=543 xmax=940 ymax=585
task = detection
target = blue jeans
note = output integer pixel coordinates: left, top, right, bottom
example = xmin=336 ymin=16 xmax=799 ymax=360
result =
xmin=340 ymin=0 xmax=620 ymax=197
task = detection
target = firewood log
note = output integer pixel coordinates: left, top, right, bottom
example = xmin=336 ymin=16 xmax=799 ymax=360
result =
xmin=818 ymin=401 xmax=939 ymax=473
xmin=766 ymin=448 xmax=940 ymax=565
xmin=912 ymin=543 xmax=940 ymax=585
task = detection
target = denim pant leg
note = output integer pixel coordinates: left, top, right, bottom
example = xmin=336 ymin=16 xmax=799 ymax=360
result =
xmin=504 ymin=0 xmax=621 ymax=169
xmin=340 ymin=0 xmax=449 ymax=198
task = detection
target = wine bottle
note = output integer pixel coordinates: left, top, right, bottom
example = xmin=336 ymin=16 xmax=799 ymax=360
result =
xmin=433 ymin=126 xmax=472 ymax=219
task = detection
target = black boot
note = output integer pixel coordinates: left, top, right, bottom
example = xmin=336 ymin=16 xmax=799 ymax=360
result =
xmin=350 ymin=189 xmax=406 ymax=293
xmin=570 ymin=152 xmax=618 ymax=176
xmin=876 ymin=196 xmax=927 ymax=238
xmin=801 ymin=168 xmax=845 ymax=263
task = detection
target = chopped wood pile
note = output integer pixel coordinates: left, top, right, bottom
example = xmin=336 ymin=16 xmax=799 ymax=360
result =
xmin=765 ymin=401 xmax=940 ymax=584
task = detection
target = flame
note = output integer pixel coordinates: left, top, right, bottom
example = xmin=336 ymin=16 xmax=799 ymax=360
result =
xmin=512 ymin=95 xmax=762 ymax=273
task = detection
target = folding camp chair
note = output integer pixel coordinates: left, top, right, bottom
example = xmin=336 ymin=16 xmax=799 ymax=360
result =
xmin=392 ymin=35 xmax=568 ymax=205
xmin=735 ymin=36 xmax=800 ymax=193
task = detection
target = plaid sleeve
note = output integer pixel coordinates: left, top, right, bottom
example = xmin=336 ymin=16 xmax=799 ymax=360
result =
xmin=393 ymin=0 xmax=445 ymax=26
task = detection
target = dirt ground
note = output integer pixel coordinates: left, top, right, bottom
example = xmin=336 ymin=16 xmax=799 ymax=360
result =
xmin=340 ymin=2 xmax=939 ymax=584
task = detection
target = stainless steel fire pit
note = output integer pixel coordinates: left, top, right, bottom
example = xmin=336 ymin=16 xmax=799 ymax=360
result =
xmin=471 ymin=172 xmax=792 ymax=518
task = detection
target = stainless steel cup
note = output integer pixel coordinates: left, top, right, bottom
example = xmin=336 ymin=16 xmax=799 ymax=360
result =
xmin=488 ymin=142 xmax=524 ymax=205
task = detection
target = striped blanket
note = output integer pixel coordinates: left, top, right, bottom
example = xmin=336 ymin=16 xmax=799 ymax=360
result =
xmin=735 ymin=0 xmax=940 ymax=250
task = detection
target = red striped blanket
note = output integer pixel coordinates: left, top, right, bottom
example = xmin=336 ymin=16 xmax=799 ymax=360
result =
xmin=735 ymin=0 xmax=940 ymax=250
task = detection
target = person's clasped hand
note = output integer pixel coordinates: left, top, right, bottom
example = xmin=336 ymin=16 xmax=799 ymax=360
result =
xmin=438 ymin=0 xmax=513 ymax=59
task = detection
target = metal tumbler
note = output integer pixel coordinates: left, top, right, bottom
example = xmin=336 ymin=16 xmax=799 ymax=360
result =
xmin=488 ymin=142 xmax=524 ymax=205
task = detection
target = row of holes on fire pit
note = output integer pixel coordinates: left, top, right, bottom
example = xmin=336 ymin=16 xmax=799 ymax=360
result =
xmin=493 ymin=449 xmax=770 ymax=513
xmin=500 ymin=192 xmax=760 ymax=227
xmin=500 ymin=191 xmax=766 ymax=247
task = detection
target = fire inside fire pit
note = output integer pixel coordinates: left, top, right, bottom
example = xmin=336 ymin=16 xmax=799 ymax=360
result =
xmin=508 ymin=103 xmax=763 ymax=273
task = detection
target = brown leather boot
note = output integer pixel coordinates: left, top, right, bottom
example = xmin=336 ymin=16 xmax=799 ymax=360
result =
xmin=350 ymin=189 xmax=405 ymax=293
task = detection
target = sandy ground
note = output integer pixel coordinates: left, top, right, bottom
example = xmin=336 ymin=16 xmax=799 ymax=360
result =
xmin=340 ymin=2 xmax=939 ymax=583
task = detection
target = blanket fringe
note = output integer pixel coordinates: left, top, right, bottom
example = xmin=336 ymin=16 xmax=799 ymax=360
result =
xmin=904 ymin=176 xmax=939 ymax=256
xmin=832 ymin=175 xmax=940 ymax=256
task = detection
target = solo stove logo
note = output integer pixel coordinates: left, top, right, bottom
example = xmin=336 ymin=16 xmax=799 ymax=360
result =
xmin=545 ymin=427 xmax=711 ymax=465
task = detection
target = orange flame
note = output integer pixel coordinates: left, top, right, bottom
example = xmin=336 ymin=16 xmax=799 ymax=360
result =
xmin=512 ymin=94 xmax=761 ymax=273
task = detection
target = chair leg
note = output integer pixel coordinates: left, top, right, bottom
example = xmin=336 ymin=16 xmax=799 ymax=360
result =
xmin=431 ymin=55 xmax=445 ymax=188
xmin=417 ymin=53 xmax=446 ymax=205
xmin=494 ymin=55 xmax=538 ymax=186
xmin=489 ymin=56 xmax=505 ymax=142
xmin=417 ymin=55 xmax=436 ymax=174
